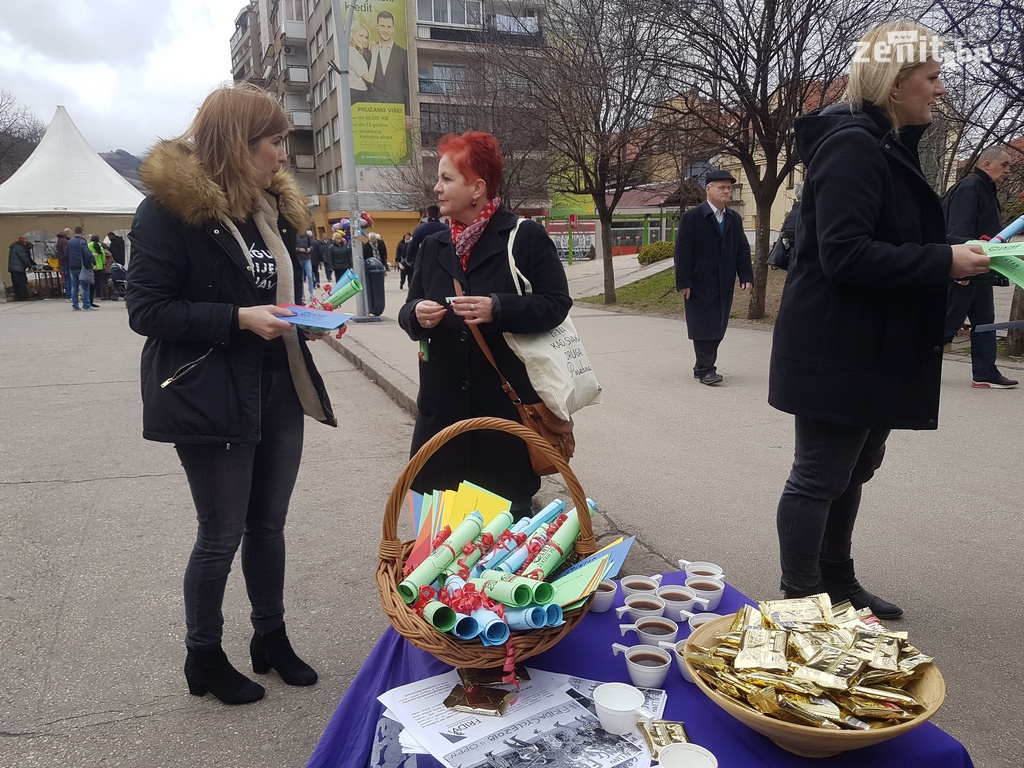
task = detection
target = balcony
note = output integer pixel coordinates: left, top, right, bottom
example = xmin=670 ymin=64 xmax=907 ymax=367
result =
xmin=418 ymin=77 xmax=466 ymax=95
xmin=283 ymin=66 xmax=310 ymax=89
xmin=280 ymin=19 xmax=306 ymax=42
xmin=290 ymin=154 xmax=316 ymax=170
xmin=415 ymin=18 xmax=541 ymax=46
xmin=290 ymin=110 xmax=313 ymax=129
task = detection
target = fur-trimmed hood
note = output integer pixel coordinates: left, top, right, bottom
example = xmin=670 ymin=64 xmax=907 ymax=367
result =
xmin=141 ymin=139 xmax=311 ymax=231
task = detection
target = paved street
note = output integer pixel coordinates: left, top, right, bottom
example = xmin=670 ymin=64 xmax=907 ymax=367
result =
xmin=1 ymin=259 xmax=1021 ymax=767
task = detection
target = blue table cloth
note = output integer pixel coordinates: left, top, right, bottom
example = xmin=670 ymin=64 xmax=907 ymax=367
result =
xmin=309 ymin=572 xmax=972 ymax=768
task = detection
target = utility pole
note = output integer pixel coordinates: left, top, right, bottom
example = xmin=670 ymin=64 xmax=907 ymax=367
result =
xmin=330 ymin=0 xmax=368 ymax=318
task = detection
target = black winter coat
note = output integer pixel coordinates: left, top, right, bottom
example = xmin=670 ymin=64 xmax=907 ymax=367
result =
xmin=398 ymin=206 xmax=571 ymax=503
xmin=673 ymin=201 xmax=753 ymax=340
xmin=769 ymin=103 xmax=952 ymax=430
xmin=942 ymin=168 xmax=1004 ymax=286
xmin=126 ymin=139 xmax=335 ymax=445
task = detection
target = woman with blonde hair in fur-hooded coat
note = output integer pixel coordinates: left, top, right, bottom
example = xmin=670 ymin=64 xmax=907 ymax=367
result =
xmin=127 ymin=84 xmax=336 ymax=706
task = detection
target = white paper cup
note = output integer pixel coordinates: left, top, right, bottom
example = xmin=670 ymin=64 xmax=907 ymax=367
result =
xmin=589 ymin=579 xmax=618 ymax=613
xmin=619 ymin=574 xmax=663 ymax=598
xmin=619 ymin=616 xmax=679 ymax=646
xmin=656 ymin=585 xmax=711 ymax=617
xmin=658 ymin=639 xmax=695 ymax=684
xmin=686 ymin=612 xmax=722 ymax=632
xmin=610 ymin=643 xmax=672 ymax=688
xmin=684 ymin=576 xmax=725 ymax=612
xmin=615 ymin=593 xmax=666 ymax=622
xmin=677 ymin=559 xmax=727 ymax=582
xmin=593 ymin=682 xmax=652 ymax=735
xmin=656 ymin=742 xmax=719 ymax=768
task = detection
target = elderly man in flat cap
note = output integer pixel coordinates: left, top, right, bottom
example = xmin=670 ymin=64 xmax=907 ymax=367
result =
xmin=673 ymin=169 xmax=753 ymax=385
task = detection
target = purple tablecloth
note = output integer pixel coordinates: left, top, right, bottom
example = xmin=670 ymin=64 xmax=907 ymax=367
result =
xmin=308 ymin=572 xmax=972 ymax=768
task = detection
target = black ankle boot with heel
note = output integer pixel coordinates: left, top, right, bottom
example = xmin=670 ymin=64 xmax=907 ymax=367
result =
xmin=184 ymin=644 xmax=265 ymax=705
xmin=250 ymin=624 xmax=318 ymax=686
xmin=819 ymin=559 xmax=903 ymax=619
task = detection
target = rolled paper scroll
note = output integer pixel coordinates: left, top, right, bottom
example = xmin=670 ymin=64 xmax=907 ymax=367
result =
xmin=420 ymin=599 xmax=457 ymax=633
xmin=521 ymin=500 xmax=597 ymax=582
xmin=325 ymin=277 xmax=362 ymax=308
xmin=444 ymin=509 xmax=515 ymax=578
xmin=471 ymin=606 xmax=510 ymax=646
xmin=497 ymin=524 xmax=550 ymax=575
xmin=479 ymin=570 xmax=555 ymax=605
xmin=475 ymin=517 xmax=532 ymax=573
xmin=399 ymin=511 xmax=484 ymax=604
xmin=521 ymin=499 xmax=567 ymax=538
xmin=450 ymin=612 xmax=482 ymax=640
xmin=544 ymin=603 xmax=564 ymax=627
xmin=468 ymin=576 xmax=532 ymax=607
xmin=504 ymin=605 xmax=547 ymax=630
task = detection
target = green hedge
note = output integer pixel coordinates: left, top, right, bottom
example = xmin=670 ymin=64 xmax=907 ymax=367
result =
xmin=637 ymin=240 xmax=674 ymax=265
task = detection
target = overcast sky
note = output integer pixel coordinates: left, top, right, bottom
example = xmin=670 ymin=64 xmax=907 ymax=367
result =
xmin=0 ymin=0 xmax=242 ymax=157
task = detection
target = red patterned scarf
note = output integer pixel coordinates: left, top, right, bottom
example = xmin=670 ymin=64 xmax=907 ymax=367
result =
xmin=450 ymin=197 xmax=501 ymax=271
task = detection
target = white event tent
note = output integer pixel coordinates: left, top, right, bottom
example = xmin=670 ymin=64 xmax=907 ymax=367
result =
xmin=1 ymin=106 xmax=144 ymax=289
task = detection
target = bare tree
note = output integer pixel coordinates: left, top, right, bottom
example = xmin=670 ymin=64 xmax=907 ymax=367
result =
xmin=649 ymin=0 xmax=902 ymax=319
xmin=0 ymin=90 xmax=45 ymax=184
xmin=480 ymin=0 xmax=672 ymax=303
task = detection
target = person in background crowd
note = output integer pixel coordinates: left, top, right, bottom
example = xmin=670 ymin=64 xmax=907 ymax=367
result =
xmin=126 ymin=84 xmax=336 ymax=706
xmin=398 ymin=130 xmax=571 ymax=519
xmin=311 ymin=235 xmax=326 ymax=289
xmin=295 ymin=229 xmax=316 ymax=302
xmin=57 ymin=228 xmax=72 ymax=301
xmin=89 ymin=235 xmax=107 ymax=304
xmin=8 ymin=236 xmax=34 ymax=301
xmin=107 ymin=231 xmax=126 ymax=266
xmin=673 ymin=169 xmax=753 ymax=385
xmin=941 ymin=146 xmax=1017 ymax=389
xmin=768 ymin=22 xmax=990 ymax=620
xmin=364 ymin=232 xmax=388 ymax=271
xmin=395 ymin=232 xmax=412 ymax=290
xmin=405 ymin=204 xmax=446 ymax=279
xmin=326 ymin=231 xmax=352 ymax=283
xmin=768 ymin=183 xmax=802 ymax=271
xmin=66 ymin=226 xmax=94 ymax=311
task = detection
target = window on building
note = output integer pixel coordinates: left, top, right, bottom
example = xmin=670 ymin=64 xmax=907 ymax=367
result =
xmin=420 ymin=103 xmax=471 ymax=143
xmin=332 ymin=116 xmax=341 ymax=144
xmin=418 ymin=0 xmax=482 ymax=26
xmin=309 ymin=0 xmax=317 ymax=19
xmin=284 ymin=0 xmax=305 ymax=21
xmin=335 ymin=166 xmax=345 ymax=192
xmin=325 ymin=10 xmax=333 ymax=38
xmin=315 ymin=26 xmax=324 ymax=54
xmin=328 ymin=67 xmax=337 ymax=91
xmin=309 ymin=40 xmax=317 ymax=61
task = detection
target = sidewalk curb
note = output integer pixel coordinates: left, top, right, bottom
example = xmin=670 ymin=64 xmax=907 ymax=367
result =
xmin=325 ymin=327 xmax=419 ymax=416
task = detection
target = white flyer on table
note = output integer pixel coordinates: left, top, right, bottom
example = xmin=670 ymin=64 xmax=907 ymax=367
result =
xmin=378 ymin=668 xmax=665 ymax=768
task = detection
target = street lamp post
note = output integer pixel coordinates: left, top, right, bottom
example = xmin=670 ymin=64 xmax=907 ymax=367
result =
xmin=330 ymin=0 xmax=368 ymax=318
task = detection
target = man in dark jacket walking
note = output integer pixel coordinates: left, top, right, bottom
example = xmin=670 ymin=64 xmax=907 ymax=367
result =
xmin=941 ymin=146 xmax=1017 ymax=389
xmin=673 ymin=169 xmax=753 ymax=385
xmin=405 ymin=205 xmax=446 ymax=278
xmin=66 ymin=226 xmax=96 ymax=311
xmin=8 ymin=237 xmax=35 ymax=300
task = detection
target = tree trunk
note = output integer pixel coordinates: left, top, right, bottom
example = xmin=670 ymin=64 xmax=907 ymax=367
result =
xmin=601 ymin=216 xmax=617 ymax=304
xmin=746 ymin=196 xmax=772 ymax=319
xmin=1007 ymin=285 xmax=1024 ymax=356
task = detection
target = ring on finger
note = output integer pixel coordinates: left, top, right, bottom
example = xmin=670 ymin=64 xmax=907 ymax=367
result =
xmin=470 ymin=303 xmax=476 ymax=310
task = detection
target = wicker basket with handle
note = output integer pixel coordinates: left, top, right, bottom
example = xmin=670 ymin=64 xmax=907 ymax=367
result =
xmin=377 ymin=416 xmax=597 ymax=668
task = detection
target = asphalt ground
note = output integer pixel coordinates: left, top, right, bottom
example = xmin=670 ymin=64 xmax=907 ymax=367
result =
xmin=1 ymin=259 xmax=1021 ymax=767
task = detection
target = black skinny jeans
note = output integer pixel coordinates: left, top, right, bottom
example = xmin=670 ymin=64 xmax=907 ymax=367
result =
xmin=776 ymin=415 xmax=889 ymax=596
xmin=176 ymin=368 xmax=304 ymax=649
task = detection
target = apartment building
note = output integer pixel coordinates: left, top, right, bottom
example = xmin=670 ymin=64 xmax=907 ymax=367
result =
xmin=230 ymin=0 xmax=543 ymax=247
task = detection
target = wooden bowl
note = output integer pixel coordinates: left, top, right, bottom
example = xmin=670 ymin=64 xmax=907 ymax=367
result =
xmin=684 ymin=615 xmax=946 ymax=758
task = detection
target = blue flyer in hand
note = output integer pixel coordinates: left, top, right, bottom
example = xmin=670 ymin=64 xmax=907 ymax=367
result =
xmin=276 ymin=304 xmax=353 ymax=330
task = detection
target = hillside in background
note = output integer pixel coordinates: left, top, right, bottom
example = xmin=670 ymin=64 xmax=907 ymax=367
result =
xmin=100 ymin=149 xmax=146 ymax=192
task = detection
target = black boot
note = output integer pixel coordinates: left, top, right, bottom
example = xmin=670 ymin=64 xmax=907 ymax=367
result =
xmin=250 ymin=624 xmax=318 ymax=686
xmin=184 ymin=644 xmax=265 ymax=704
xmin=820 ymin=560 xmax=903 ymax=619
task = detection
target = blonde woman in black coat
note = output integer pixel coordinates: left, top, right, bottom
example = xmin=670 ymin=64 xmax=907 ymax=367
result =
xmin=128 ymin=85 xmax=336 ymax=705
xmin=398 ymin=131 xmax=570 ymax=517
xmin=769 ymin=22 xmax=989 ymax=619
